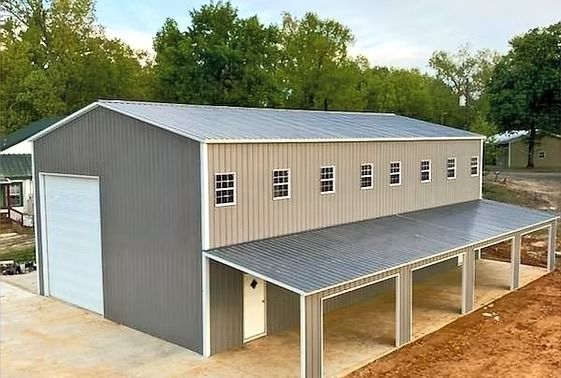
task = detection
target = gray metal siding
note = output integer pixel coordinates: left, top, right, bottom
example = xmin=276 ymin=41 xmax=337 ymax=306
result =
xmin=209 ymin=260 xmax=243 ymax=354
xmin=33 ymin=107 xmax=203 ymax=352
xmin=267 ymin=283 xmax=300 ymax=334
xmin=413 ymin=257 xmax=458 ymax=282
xmin=323 ymin=278 xmax=395 ymax=313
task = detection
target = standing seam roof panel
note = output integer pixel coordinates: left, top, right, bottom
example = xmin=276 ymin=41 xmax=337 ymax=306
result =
xmin=206 ymin=200 xmax=557 ymax=293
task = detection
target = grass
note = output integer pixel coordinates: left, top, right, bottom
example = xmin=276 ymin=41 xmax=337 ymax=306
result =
xmin=483 ymin=181 xmax=550 ymax=209
xmin=0 ymin=247 xmax=36 ymax=263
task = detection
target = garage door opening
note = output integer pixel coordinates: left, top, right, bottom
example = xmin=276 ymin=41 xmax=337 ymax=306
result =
xmin=40 ymin=173 xmax=104 ymax=315
xmin=322 ymin=276 xmax=396 ymax=377
xmin=412 ymin=257 xmax=462 ymax=339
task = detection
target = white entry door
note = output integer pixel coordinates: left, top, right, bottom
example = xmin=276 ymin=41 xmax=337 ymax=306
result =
xmin=243 ymin=274 xmax=266 ymax=341
xmin=42 ymin=174 xmax=104 ymax=314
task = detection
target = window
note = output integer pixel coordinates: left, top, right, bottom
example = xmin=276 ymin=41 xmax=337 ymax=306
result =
xmin=0 ymin=183 xmax=23 ymax=208
xmin=446 ymin=158 xmax=457 ymax=179
xmin=390 ymin=161 xmax=401 ymax=186
xmin=360 ymin=163 xmax=373 ymax=189
xmin=538 ymin=151 xmax=546 ymax=159
xmin=470 ymin=156 xmax=479 ymax=176
xmin=215 ymin=173 xmax=236 ymax=206
xmin=272 ymin=169 xmax=290 ymax=200
xmin=320 ymin=166 xmax=335 ymax=194
xmin=420 ymin=160 xmax=431 ymax=183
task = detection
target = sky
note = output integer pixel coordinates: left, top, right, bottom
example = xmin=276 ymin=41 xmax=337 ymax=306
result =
xmin=98 ymin=0 xmax=561 ymax=70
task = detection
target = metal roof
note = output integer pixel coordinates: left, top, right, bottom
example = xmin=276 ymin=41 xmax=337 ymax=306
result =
xmin=32 ymin=100 xmax=483 ymax=143
xmin=206 ymin=200 xmax=557 ymax=295
xmin=1 ymin=117 xmax=64 ymax=151
xmin=0 ymin=154 xmax=32 ymax=179
xmin=491 ymin=130 xmax=561 ymax=145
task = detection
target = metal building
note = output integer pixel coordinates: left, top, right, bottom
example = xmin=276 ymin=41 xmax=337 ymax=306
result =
xmin=31 ymin=100 xmax=558 ymax=377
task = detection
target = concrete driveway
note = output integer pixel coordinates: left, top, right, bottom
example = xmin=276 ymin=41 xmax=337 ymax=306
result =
xmin=0 ymin=280 xmax=255 ymax=378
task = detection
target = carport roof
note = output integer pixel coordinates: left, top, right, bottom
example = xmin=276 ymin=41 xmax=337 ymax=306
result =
xmin=205 ymin=200 xmax=558 ymax=295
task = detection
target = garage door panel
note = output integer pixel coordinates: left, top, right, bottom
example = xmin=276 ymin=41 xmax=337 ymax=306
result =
xmin=44 ymin=175 xmax=104 ymax=314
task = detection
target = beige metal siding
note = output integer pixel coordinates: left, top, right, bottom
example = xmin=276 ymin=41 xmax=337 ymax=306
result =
xmin=207 ymin=140 xmax=481 ymax=248
xmin=510 ymin=136 xmax=561 ymax=168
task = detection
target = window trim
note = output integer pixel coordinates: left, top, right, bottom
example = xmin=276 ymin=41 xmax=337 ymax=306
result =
xmin=360 ymin=163 xmax=374 ymax=190
xmin=272 ymin=168 xmax=291 ymax=200
xmin=214 ymin=172 xmax=237 ymax=207
xmin=538 ymin=151 xmax=546 ymax=159
xmin=320 ymin=165 xmax=336 ymax=194
xmin=446 ymin=157 xmax=457 ymax=180
xmin=389 ymin=161 xmax=402 ymax=187
xmin=470 ymin=156 xmax=479 ymax=177
xmin=420 ymin=159 xmax=432 ymax=183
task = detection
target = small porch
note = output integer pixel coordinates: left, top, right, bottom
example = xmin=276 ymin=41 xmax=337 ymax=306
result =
xmin=204 ymin=200 xmax=558 ymax=377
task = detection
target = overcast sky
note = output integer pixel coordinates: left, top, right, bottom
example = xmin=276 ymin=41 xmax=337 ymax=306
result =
xmin=98 ymin=0 xmax=560 ymax=70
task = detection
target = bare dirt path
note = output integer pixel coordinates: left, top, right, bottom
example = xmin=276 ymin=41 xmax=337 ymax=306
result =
xmin=496 ymin=170 xmax=561 ymax=212
xmin=348 ymin=267 xmax=561 ymax=378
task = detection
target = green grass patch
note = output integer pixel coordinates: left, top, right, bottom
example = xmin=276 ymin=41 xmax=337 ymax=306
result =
xmin=0 ymin=247 xmax=36 ymax=263
xmin=483 ymin=181 xmax=549 ymax=209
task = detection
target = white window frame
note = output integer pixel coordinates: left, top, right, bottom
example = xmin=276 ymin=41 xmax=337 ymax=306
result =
xmin=538 ymin=151 xmax=546 ymax=159
xmin=272 ymin=168 xmax=291 ymax=200
xmin=360 ymin=163 xmax=374 ymax=190
xmin=214 ymin=172 xmax=236 ymax=207
xmin=320 ymin=165 xmax=336 ymax=194
xmin=420 ymin=160 xmax=431 ymax=183
xmin=446 ymin=157 xmax=457 ymax=180
xmin=389 ymin=161 xmax=402 ymax=187
xmin=470 ymin=156 xmax=479 ymax=177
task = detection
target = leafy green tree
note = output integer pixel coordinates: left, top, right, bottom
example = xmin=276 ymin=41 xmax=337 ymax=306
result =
xmin=487 ymin=22 xmax=561 ymax=168
xmin=429 ymin=45 xmax=500 ymax=128
xmin=0 ymin=0 xmax=152 ymax=136
xmin=153 ymin=2 xmax=281 ymax=107
xmin=278 ymin=12 xmax=365 ymax=110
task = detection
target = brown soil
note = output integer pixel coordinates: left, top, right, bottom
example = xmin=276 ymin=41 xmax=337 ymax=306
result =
xmin=348 ymin=266 xmax=561 ymax=378
xmin=481 ymin=229 xmax=555 ymax=268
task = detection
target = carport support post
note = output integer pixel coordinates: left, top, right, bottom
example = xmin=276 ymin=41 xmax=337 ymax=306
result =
xmin=511 ymin=234 xmax=521 ymax=290
xmin=462 ymin=248 xmax=475 ymax=314
xmin=300 ymin=294 xmax=322 ymax=378
xmin=396 ymin=267 xmax=412 ymax=347
xmin=548 ymin=220 xmax=557 ymax=272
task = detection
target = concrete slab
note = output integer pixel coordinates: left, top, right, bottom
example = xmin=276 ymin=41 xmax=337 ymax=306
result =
xmin=0 ymin=271 xmax=37 ymax=293
xmin=0 ymin=260 xmax=548 ymax=378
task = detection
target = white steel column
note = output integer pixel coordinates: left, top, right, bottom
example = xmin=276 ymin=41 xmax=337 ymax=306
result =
xmin=300 ymin=294 xmax=322 ymax=378
xmin=202 ymin=255 xmax=211 ymax=357
xmin=548 ymin=220 xmax=557 ymax=272
xmin=511 ymin=234 xmax=521 ymax=290
xmin=396 ymin=267 xmax=412 ymax=346
xmin=462 ymin=249 xmax=475 ymax=314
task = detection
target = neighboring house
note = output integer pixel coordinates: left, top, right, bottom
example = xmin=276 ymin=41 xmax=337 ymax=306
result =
xmin=493 ymin=130 xmax=561 ymax=169
xmin=0 ymin=154 xmax=34 ymax=226
xmin=1 ymin=117 xmax=63 ymax=227
xmin=31 ymin=100 xmax=558 ymax=377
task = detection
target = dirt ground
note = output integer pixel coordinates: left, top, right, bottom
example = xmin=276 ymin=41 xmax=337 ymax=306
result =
xmin=481 ymin=227 xmax=558 ymax=268
xmin=489 ymin=170 xmax=561 ymax=212
xmin=348 ymin=266 xmax=561 ymax=378
xmin=350 ymin=171 xmax=561 ymax=378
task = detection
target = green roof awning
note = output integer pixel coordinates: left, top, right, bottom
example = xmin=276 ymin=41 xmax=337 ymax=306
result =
xmin=0 ymin=154 xmax=32 ymax=180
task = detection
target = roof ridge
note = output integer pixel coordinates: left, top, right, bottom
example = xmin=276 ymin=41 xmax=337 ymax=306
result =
xmin=98 ymin=99 xmax=397 ymax=117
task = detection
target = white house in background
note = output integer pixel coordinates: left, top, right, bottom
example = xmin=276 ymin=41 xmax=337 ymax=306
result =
xmin=491 ymin=130 xmax=561 ymax=169
xmin=1 ymin=117 xmax=63 ymax=227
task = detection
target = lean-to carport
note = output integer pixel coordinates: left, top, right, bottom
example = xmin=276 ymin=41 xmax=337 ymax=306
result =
xmin=204 ymin=200 xmax=558 ymax=378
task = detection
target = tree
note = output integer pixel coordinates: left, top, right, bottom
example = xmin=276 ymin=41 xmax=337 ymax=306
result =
xmin=0 ymin=0 xmax=153 ymax=135
xmin=487 ymin=22 xmax=561 ymax=168
xmin=429 ymin=45 xmax=500 ymax=129
xmin=278 ymin=12 xmax=365 ymax=110
xmin=153 ymin=2 xmax=281 ymax=107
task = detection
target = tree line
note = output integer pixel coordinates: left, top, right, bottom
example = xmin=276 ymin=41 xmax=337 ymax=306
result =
xmin=1 ymin=1 xmax=560 ymax=167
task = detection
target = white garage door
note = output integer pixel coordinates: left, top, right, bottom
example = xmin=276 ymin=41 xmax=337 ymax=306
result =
xmin=42 ymin=174 xmax=104 ymax=314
